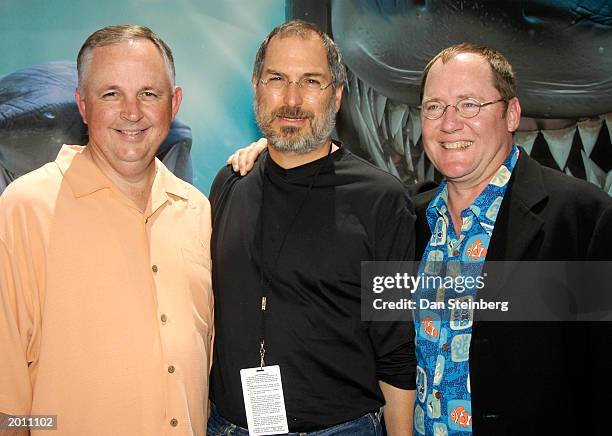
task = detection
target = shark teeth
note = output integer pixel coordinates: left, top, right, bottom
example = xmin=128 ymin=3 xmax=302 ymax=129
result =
xmin=342 ymin=69 xmax=428 ymax=184
xmin=442 ymin=141 xmax=473 ymax=149
xmin=341 ymin=68 xmax=612 ymax=196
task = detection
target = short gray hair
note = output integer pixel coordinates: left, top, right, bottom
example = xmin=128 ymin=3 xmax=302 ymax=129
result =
xmin=77 ymin=24 xmax=175 ymax=92
xmin=253 ymin=19 xmax=347 ymax=89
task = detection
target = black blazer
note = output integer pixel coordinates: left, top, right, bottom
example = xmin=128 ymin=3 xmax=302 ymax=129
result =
xmin=414 ymin=149 xmax=612 ymax=435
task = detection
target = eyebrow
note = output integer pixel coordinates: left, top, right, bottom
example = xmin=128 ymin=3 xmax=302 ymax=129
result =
xmin=264 ymin=69 xmax=326 ymax=78
xmin=140 ymin=85 xmax=165 ymax=93
xmin=96 ymin=84 xmax=164 ymax=92
xmin=93 ymin=86 xmax=167 ymax=99
xmin=456 ymin=93 xmax=479 ymax=100
xmin=302 ymin=72 xmax=325 ymax=78
xmin=422 ymin=94 xmax=480 ymax=103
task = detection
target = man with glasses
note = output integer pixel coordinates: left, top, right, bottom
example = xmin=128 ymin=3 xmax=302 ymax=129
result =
xmin=208 ymin=20 xmax=416 ymax=435
xmin=412 ymin=43 xmax=612 ymax=435
xmin=230 ymin=42 xmax=612 ymax=435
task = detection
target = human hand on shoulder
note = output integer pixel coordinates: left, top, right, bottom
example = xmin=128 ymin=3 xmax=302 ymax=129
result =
xmin=226 ymin=138 xmax=268 ymax=176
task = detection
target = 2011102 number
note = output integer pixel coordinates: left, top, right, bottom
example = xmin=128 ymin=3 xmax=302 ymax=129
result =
xmin=3 ymin=415 xmax=56 ymax=429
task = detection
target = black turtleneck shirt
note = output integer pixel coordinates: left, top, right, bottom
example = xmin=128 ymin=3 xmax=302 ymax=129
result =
xmin=209 ymin=145 xmax=416 ymax=432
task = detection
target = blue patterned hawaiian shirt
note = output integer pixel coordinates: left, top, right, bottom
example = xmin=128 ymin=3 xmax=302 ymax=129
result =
xmin=413 ymin=146 xmax=520 ymax=435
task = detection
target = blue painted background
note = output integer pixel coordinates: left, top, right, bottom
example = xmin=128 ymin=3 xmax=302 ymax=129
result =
xmin=0 ymin=0 xmax=285 ymax=194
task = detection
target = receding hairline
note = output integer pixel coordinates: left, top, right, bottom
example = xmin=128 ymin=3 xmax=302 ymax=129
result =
xmin=77 ymin=24 xmax=176 ymax=93
xmin=420 ymin=43 xmax=517 ymax=103
xmin=263 ymin=30 xmax=328 ymax=64
xmin=424 ymin=52 xmax=496 ymax=90
xmin=276 ymin=26 xmax=325 ymax=44
xmin=252 ymin=19 xmax=347 ymax=89
xmin=78 ymin=38 xmax=176 ymax=93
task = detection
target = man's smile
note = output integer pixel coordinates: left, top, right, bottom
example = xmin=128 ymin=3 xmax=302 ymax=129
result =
xmin=441 ymin=140 xmax=473 ymax=150
xmin=113 ymin=127 xmax=149 ymax=140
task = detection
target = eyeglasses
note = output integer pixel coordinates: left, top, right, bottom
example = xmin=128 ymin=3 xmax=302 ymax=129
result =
xmin=259 ymin=75 xmax=333 ymax=100
xmin=421 ymin=98 xmax=507 ymax=120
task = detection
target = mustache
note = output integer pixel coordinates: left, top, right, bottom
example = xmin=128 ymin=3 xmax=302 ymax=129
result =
xmin=272 ymin=106 xmax=314 ymax=119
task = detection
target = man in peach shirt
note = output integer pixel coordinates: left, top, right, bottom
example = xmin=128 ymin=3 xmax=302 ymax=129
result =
xmin=0 ymin=25 xmax=213 ymax=435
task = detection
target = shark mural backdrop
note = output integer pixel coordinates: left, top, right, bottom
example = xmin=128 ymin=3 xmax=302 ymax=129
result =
xmin=1 ymin=1 xmax=611 ymax=196
xmin=0 ymin=0 xmax=285 ymax=196
xmin=0 ymin=62 xmax=192 ymax=193
xmin=288 ymin=0 xmax=612 ymax=195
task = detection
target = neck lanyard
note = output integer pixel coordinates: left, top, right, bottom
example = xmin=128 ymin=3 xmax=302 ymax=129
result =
xmin=257 ymin=143 xmax=333 ymax=368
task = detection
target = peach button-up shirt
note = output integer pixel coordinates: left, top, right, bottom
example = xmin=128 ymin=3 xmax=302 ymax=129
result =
xmin=0 ymin=145 xmax=213 ymax=435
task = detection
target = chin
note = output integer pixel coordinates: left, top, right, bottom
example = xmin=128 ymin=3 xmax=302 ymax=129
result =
xmin=437 ymin=163 xmax=475 ymax=181
xmin=117 ymin=148 xmax=151 ymax=162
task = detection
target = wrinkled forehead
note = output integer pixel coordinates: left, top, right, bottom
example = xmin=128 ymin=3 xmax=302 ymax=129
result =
xmin=264 ymin=33 xmax=330 ymax=74
xmin=86 ymin=39 xmax=174 ymax=86
xmin=268 ymin=29 xmax=321 ymax=51
xmin=424 ymin=53 xmax=497 ymax=99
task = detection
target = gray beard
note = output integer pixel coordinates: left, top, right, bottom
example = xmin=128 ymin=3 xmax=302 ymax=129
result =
xmin=254 ymin=97 xmax=337 ymax=155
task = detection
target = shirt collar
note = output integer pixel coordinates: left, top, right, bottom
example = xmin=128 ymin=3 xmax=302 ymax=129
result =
xmin=425 ymin=145 xmax=520 ymax=234
xmin=57 ymin=145 xmax=190 ymax=204
xmin=57 ymin=145 xmax=111 ymax=197
xmin=149 ymin=158 xmax=190 ymax=214
xmin=425 ymin=181 xmax=448 ymax=231
xmin=264 ymin=140 xmax=343 ymax=184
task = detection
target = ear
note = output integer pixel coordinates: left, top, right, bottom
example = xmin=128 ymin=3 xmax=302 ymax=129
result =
xmin=334 ymin=83 xmax=344 ymax=113
xmin=75 ymin=88 xmax=88 ymax=124
xmin=171 ymin=86 xmax=183 ymax=121
xmin=505 ymin=97 xmax=521 ymax=133
xmin=252 ymin=75 xmax=258 ymax=95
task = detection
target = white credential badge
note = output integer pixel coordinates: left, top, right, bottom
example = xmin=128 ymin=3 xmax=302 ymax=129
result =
xmin=240 ymin=365 xmax=289 ymax=435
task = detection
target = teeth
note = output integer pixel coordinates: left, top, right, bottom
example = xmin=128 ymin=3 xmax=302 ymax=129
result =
xmin=341 ymin=69 xmax=430 ymax=184
xmin=582 ymin=149 xmax=605 ymax=186
xmin=121 ymin=130 xmax=142 ymax=136
xmin=541 ymin=125 xmax=574 ymax=170
xmin=442 ymin=141 xmax=473 ymax=149
xmin=577 ymin=116 xmax=604 ymax=157
xmin=513 ymin=131 xmax=538 ymax=154
xmin=342 ymin=67 xmax=612 ymax=195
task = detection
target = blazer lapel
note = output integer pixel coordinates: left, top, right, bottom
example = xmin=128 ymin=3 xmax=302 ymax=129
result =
xmin=414 ymin=150 xmax=549 ymax=315
xmin=488 ymin=149 xmax=547 ymax=261
xmin=480 ymin=150 xmax=548 ymax=312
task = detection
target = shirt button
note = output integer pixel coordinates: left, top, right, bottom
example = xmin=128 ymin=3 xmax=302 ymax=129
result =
xmin=152 ymin=265 xmax=158 ymax=273
xmin=168 ymin=365 xmax=175 ymax=373
xmin=453 ymin=250 xmax=459 ymax=257
xmin=442 ymin=344 xmax=449 ymax=351
xmin=435 ymin=391 xmax=442 ymax=399
xmin=170 ymin=418 xmax=178 ymax=427
xmin=161 ymin=314 xmax=168 ymax=323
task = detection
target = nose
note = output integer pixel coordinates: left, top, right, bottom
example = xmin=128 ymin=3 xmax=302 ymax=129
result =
xmin=120 ymin=97 xmax=144 ymax=122
xmin=440 ymin=104 xmax=463 ymax=133
xmin=283 ymin=81 xmax=303 ymax=107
